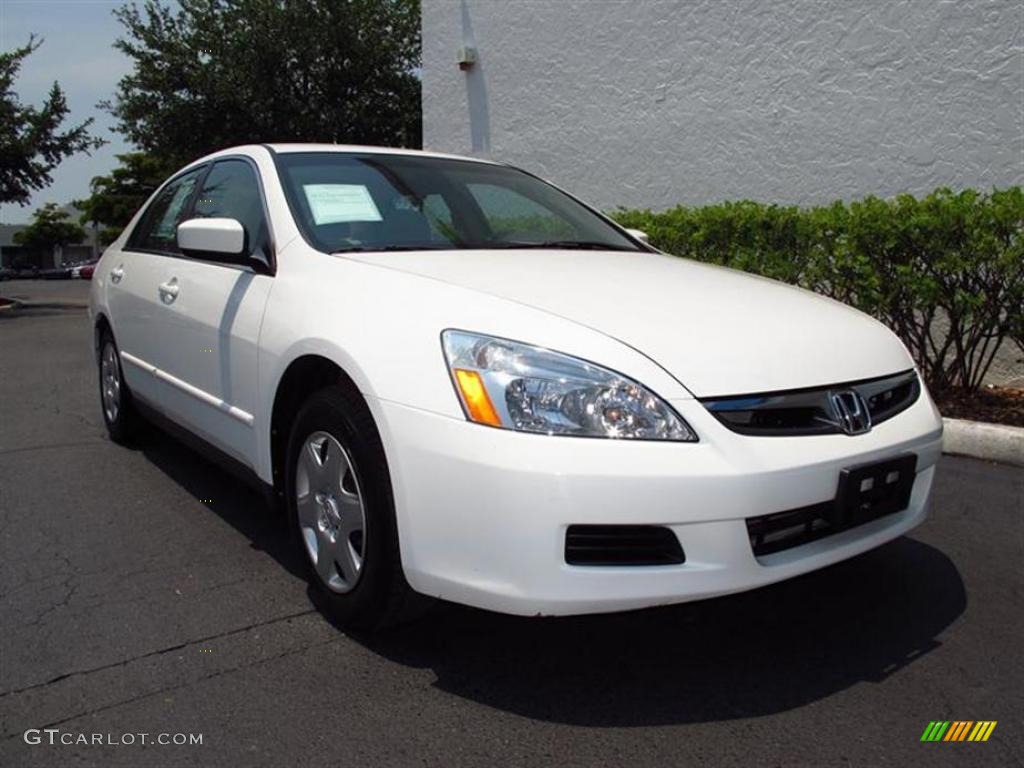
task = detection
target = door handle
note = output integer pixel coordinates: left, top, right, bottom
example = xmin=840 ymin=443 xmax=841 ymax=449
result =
xmin=109 ymin=266 xmax=124 ymax=284
xmin=158 ymin=278 xmax=180 ymax=303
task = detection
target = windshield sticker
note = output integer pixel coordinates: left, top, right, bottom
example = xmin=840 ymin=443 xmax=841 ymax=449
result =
xmin=303 ymin=184 xmax=383 ymax=224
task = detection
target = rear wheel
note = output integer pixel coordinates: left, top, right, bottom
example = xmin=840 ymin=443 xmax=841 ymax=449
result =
xmin=286 ymin=385 xmax=427 ymax=630
xmin=98 ymin=330 xmax=142 ymax=443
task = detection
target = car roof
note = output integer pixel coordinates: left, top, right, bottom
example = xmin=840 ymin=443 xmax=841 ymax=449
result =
xmin=192 ymin=143 xmax=499 ymax=167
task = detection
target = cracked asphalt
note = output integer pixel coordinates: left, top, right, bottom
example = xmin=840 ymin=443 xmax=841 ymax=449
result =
xmin=1 ymin=281 xmax=1021 ymax=768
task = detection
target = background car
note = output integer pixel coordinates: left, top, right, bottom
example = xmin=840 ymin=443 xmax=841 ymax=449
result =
xmin=71 ymin=259 xmax=98 ymax=279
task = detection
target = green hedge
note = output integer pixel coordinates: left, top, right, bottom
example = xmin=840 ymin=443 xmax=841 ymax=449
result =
xmin=610 ymin=188 xmax=1024 ymax=393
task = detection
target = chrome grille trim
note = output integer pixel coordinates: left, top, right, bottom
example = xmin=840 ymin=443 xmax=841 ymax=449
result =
xmin=700 ymin=370 xmax=920 ymax=437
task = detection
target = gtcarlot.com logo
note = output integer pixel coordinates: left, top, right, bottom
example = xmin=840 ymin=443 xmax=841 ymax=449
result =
xmin=24 ymin=729 xmax=203 ymax=746
xmin=920 ymin=721 xmax=997 ymax=742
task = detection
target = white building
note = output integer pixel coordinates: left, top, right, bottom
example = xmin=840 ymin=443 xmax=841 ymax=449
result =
xmin=422 ymin=0 xmax=1023 ymax=211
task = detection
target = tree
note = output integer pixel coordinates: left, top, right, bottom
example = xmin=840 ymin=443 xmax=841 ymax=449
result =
xmin=74 ymin=152 xmax=172 ymax=244
xmin=106 ymin=0 xmax=421 ymax=169
xmin=13 ymin=203 xmax=86 ymax=257
xmin=0 ymin=38 xmax=105 ymax=205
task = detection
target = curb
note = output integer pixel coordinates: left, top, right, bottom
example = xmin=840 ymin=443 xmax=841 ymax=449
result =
xmin=27 ymin=301 xmax=90 ymax=309
xmin=0 ymin=297 xmax=87 ymax=311
xmin=942 ymin=417 xmax=1024 ymax=468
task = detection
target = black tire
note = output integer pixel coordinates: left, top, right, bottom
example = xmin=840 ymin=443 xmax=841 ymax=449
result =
xmin=285 ymin=384 xmax=428 ymax=630
xmin=97 ymin=329 xmax=142 ymax=444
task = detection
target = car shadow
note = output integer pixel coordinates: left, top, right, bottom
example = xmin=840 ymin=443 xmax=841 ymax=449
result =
xmin=134 ymin=428 xmax=307 ymax=581
xmin=135 ymin=426 xmax=966 ymax=727
xmin=350 ymin=536 xmax=966 ymax=727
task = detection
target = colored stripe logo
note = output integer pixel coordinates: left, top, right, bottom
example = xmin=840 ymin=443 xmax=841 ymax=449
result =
xmin=921 ymin=721 xmax=997 ymax=742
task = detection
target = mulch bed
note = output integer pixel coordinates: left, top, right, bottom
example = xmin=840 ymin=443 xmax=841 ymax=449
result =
xmin=933 ymin=385 xmax=1024 ymax=428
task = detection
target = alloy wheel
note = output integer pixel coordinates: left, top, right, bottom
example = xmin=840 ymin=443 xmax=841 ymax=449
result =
xmin=295 ymin=431 xmax=367 ymax=593
xmin=100 ymin=342 xmax=121 ymax=423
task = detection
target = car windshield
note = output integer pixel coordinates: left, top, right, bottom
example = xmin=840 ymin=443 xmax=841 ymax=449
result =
xmin=274 ymin=152 xmax=642 ymax=254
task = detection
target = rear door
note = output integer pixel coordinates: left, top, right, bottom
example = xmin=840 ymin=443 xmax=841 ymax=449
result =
xmin=150 ymin=158 xmax=274 ymax=466
xmin=105 ymin=166 xmax=205 ymax=409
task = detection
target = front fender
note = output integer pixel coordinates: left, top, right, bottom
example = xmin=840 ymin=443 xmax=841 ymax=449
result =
xmin=253 ymin=246 xmax=693 ymax=485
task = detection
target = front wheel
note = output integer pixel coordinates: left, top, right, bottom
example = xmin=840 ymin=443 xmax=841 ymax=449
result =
xmin=285 ymin=385 xmax=426 ymax=630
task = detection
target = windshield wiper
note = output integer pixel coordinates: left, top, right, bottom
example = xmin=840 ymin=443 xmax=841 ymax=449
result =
xmin=484 ymin=240 xmax=635 ymax=251
xmin=330 ymin=244 xmax=457 ymax=254
xmin=331 ymin=240 xmax=637 ymax=254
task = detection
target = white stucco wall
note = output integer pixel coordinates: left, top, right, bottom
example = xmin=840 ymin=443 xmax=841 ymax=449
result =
xmin=422 ymin=0 xmax=1023 ymax=211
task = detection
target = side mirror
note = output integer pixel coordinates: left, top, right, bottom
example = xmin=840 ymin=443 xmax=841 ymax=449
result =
xmin=177 ymin=218 xmax=246 ymax=262
xmin=625 ymin=228 xmax=650 ymax=245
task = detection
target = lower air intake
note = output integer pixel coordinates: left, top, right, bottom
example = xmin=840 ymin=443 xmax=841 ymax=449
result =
xmin=565 ymin=525 xmax=685 ymax=566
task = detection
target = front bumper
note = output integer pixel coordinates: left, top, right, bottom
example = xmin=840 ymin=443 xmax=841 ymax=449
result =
xmin=375 ymin=387 xmax=944 ymax=616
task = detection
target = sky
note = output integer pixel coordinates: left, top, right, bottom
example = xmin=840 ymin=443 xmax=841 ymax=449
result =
xmin=1 ymin=0 xmax=138 ymax=224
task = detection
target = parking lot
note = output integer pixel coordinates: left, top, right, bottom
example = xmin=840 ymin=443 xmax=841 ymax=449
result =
xmin=1 ymin=281 xmax=1021 ymax=767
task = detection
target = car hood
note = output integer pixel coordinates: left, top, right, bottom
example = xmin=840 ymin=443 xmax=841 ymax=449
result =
xmin=344 ymin=249 xmax=912 ymax=397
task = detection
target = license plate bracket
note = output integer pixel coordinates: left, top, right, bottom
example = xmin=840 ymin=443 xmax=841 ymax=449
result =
xmin=830 ymin=454 xmax=917 ymax=528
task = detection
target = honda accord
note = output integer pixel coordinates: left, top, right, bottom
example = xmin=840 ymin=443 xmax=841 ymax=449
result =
xmin=89 ymin=144 xmax=944 ymax=628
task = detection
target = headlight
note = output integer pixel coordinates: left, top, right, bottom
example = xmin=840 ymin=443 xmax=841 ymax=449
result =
xmin=441 ymin=330 xmax=697 ymax=441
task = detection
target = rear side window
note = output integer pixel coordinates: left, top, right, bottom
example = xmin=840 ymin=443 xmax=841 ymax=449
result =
xmin=190 ymin=159 xmax=270 ymax=260
xmin=422 ymin=193 xmax=456 ymax=241
xmin=128 ymin=168 xmax=204 ymax=253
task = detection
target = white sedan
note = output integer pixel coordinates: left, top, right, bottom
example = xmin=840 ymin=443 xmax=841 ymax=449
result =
xmin=89 ymin=144 xmax=944 ymax=628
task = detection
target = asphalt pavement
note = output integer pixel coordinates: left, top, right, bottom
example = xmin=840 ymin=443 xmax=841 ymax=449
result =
xmin=0 ymin=281 xmax=1021 ymax=768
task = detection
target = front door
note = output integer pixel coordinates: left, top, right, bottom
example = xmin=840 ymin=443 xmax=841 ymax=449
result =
xmin=152 ymin=159 xmax=274 ymax=466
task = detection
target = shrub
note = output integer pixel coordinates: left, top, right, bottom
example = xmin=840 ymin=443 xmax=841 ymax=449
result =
xmin=610 ymin=187 xmax=1023 ymax=394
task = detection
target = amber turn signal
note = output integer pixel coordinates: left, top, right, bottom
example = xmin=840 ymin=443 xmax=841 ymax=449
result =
xmin=452 ymin=368 xmax=503 ymax=427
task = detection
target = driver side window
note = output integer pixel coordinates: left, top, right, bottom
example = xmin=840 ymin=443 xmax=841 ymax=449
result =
xmin=190 ymin=159 xmax=270 ymax=260
xmin=128 ymin=168 xmax=204 ymax=254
